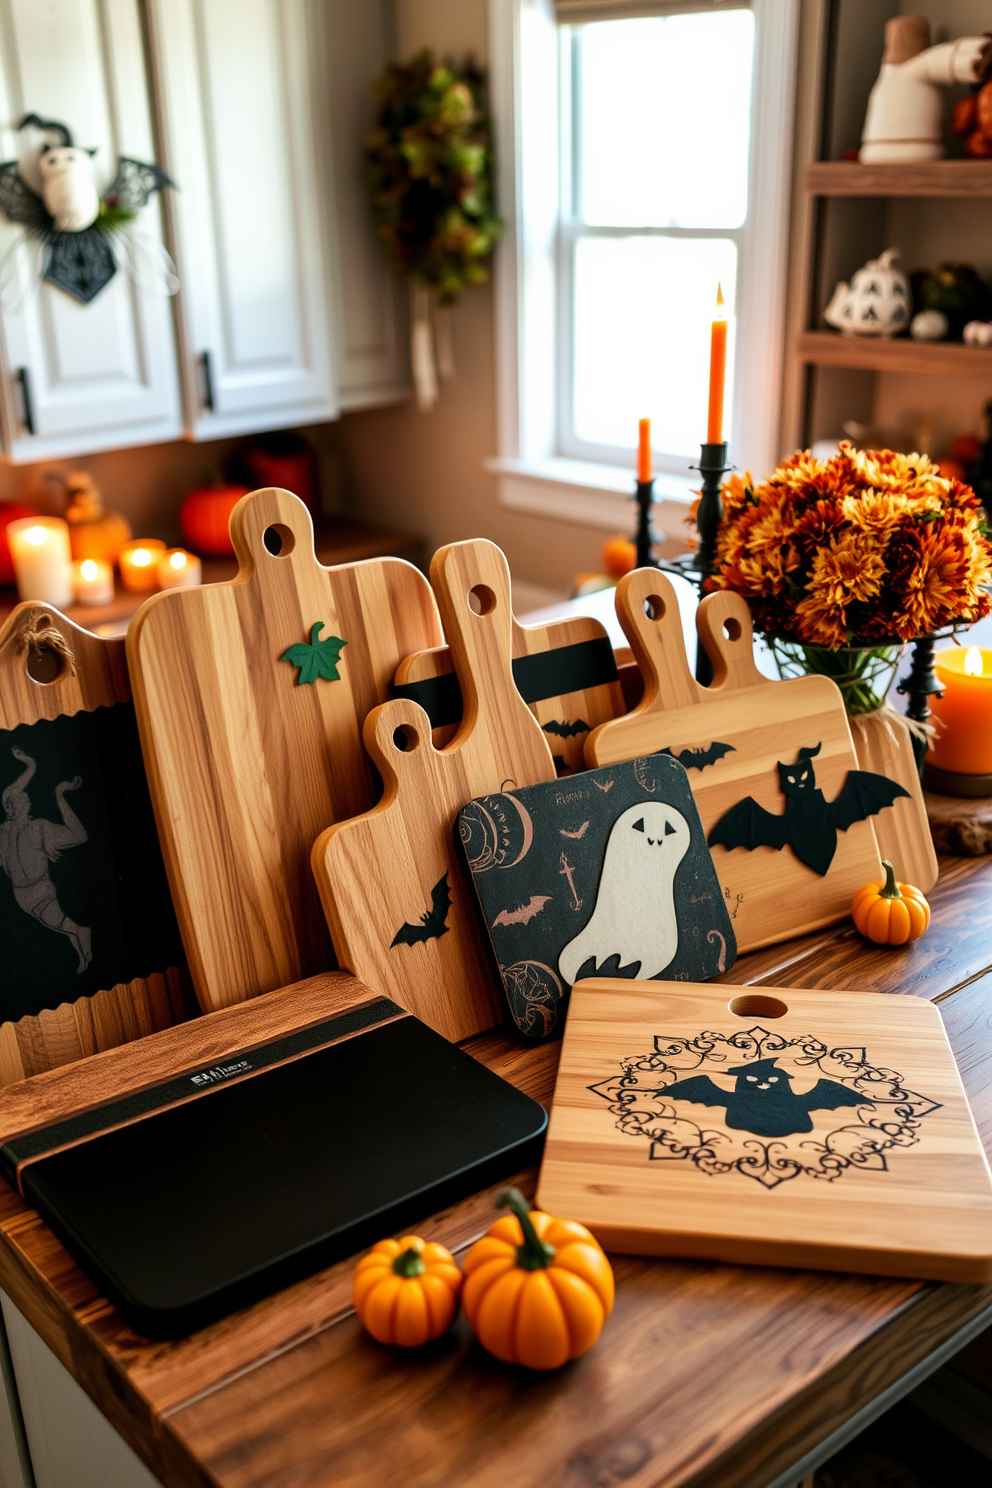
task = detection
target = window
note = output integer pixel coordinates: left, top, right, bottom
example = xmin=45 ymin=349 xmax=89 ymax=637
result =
xmin=489 ymin=0 xmax=798 ymax=531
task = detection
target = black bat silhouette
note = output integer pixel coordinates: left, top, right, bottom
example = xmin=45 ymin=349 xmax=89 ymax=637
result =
xmin=660 ymin=741 xmax=735 ymax=772
xmin=390 ymin=873 xmax=452 ymax=947
xmin=543 ymin=719 xmax=591 ymax=739
xmin=707 ymin=743 xmax=909 ymax=875
xmin=663 ymin=1057 xmax=869 ymax=1137
xmin=660 ymin=741 xmax=737 ymax=773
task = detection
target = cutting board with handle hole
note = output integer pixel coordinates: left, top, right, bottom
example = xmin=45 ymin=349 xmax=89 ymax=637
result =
xmin=393 ymin=549 xmax=624 ymax=775
xmin=584 ymin=570 xmax=904 ymax=952
xmin=311 ymin=539 xmax=558 ymax=1042
xmin=538 ymin=977 xmax=992 ymax=1282
xmin=127 ymin=488 xmax=445 ymax=1013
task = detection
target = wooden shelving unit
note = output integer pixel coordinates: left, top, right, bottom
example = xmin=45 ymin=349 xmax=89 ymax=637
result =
xmin=805 ymin=160 xmax=992 ymax=198
xmin=798 ymin=331 xmax=992 ymax=379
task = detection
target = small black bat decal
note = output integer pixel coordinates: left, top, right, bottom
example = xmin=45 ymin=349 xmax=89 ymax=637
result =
xmin=660 ymin=742 xmax=735 ymax=772
xmin=543 ymin=719 xmax=591 ymax=739
xmin=390 ymin=873 xmax=451 ymax=947
xmin=664 ymin=1057 xmax=869 ymax=1137
xmin=492 ymin=895 xmax=551 ymax=928
xmin=560 ymin=821 xmax=590 ymax=839
xmin=708 ymin=744 xmax=909 ymax=876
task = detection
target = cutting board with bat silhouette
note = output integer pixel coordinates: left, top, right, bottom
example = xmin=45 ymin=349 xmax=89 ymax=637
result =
xmin=311 ymin=540 xmax=558 ymax=1043
xmin=539 ymin=977 xmax=992 ymax=1281
xmin=458 ymin=754 xmax=735 ymax=1039
xmin=0 ymin=604 xmax=194 ymax=1088
xmin=393 ymin=543 xmax=624 ymax=775
xmin=128 ymin=488 xmax=445 ymax=1013
xmin=584 ymin=571 xmax=909 ymax=952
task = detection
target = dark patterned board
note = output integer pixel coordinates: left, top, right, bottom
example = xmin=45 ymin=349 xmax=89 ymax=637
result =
xmin=458 ymin=754 xmax=736 ymax=1039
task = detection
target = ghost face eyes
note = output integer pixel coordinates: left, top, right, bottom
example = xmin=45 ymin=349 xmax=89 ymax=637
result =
xmin=632 ymin=816 xmax=678 ymax=846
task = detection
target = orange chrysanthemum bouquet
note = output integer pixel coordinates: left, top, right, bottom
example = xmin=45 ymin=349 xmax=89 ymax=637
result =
xmin=704 ymin=444 xmax=992 ymax=714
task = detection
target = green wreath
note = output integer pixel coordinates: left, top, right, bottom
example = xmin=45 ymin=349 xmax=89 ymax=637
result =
xmin=364 ymin=50 xmax=502 ymax=304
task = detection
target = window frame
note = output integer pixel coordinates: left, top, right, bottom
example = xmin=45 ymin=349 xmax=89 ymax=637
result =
xmin=487 ymin=0 xmax=799 ymax=532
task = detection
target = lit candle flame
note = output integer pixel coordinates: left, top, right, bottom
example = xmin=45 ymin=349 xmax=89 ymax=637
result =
xmin=131 ymin=548 xmax=153 ymax=567
xmin=169 ymin=551 xmax=187 ymax=570
xmin=715 ymin=282 xmax=726 ymax=315
xmin=23 ymin=526 xmax=48 ymax=546
xmin=80 ymin=559 xmax=98 ymax=581
xmin=965 ymin=646 xmax=984 ymax=677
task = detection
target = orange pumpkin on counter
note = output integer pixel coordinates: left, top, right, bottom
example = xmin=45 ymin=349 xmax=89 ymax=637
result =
xmin=64 ymin=471 xmax=131 ymax=564
xmin=851 ymin=861 xmax=930 ymax=945
xmin=179 ymin=483 xmax=249 ymax=557
xmin=353 ymin=1235 xmax=462 ymax=1347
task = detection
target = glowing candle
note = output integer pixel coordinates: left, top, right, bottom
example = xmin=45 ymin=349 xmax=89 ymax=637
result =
xmin=707 ymin=284 xmax=728 ymax=445
xmin=157 ymin=548 xmax=202 ymax=591
xmin=72 ymin=557 xmax=114 ymax=606
xmin=928 ymin=646 xmax=992 ymax=776
xmin=637 ymin=418 xmax=652 ymax=484
xmin=119 ymin=539 xmax=166 ymax=593
xmin=7 ymin=517 xmax=73 ymax=608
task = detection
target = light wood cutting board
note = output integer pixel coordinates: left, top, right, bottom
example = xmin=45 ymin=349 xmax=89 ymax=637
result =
xmin=538 ymin=977 xmax=992 ymax=1281
xmin=311 ymin=539 xmax=558 ymax=1042
xmin=394 ymin=549 xmax=624 ymax=773
xmin=585 ymin=570 xmax=896 ymax=952
xmin=127 ymin=488 xmax=444 ymax=1012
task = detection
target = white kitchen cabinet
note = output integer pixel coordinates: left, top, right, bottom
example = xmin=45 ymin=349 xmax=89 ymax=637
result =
xmin=147 ymin=0 xmax=340 ymax=438
xmin=0 ymin=0 xmax=184 ymax=463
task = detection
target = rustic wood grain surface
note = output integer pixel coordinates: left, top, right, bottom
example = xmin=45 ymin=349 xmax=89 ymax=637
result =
xmin=0 ymin=856 xmax=989 ymax=1488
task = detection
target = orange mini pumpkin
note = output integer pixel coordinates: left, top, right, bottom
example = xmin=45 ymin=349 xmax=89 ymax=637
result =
xmin=179 ymin=483 xmax=249 ymax=557
xmin=462 ymin=1188 xmax=614 ymax=1370
xmin=353 ymin=1235 xmax=461 ymax=1347
xmin=851 ymin=861 xmax=930 ymax=945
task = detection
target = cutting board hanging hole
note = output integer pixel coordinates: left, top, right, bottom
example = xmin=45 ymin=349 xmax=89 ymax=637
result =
xmin=728 ymin=992 xmax=788 ymax=1019
xmin=468 ymin=584 xmax=496 ymax=616
xmin=643 ymin=593 xmax=666 ymax=622
xmin=392 ymin=724 xmax=420 ymax=754
xmin=722 ymin=616 xmax=742 ymax=642
xmin=263 ymin=523 xmax=295 ymax=557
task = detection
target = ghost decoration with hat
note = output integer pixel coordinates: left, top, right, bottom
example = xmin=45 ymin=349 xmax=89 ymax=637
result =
xmin=0 ymin=113 xmax=177 ymax=306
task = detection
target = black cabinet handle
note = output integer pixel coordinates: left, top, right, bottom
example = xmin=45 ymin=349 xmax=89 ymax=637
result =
xmin=199 ymin=350 xmax=214 ymax=411
xmin=17 ymin=367 xmax=34 ymax=435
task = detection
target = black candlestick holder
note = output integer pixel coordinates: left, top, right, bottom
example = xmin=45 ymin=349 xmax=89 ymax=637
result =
xmin=654 ymin=441 xmax=731 ymax=685
xmin=633 ymin=479 xmax=658 ymax=570
xmin=897 ymin=633 xmax=943 ymax=778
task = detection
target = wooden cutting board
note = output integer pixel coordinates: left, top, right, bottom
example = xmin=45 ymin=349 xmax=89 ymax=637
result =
xmin=394 ymin=547 xmax=624 ymax=773
xmin=538 ymin=977 xmax=992 ymax=1281
xmin=0 ymin=603 xmax=194 ymax=1085
xmin=584 ymin=570 xmax=899 ymax=951
xmin=127 ymin=488 xmax=444 ymax=1012
xmin=311 ymin=539 xmax=558 ymax=1042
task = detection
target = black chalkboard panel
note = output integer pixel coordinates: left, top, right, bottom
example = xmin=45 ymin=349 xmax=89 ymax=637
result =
xmin=0 ymin=704 xmax=184 ymax=1021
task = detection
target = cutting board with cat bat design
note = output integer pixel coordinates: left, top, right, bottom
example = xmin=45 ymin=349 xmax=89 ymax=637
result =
xmin=393 ymin=543 xmax=625 ymax=774
xmin=538 ymin=977 xmax=992 ymax=1281
xmin=128 ymin=488 xmax=445 ymax=1013
xmin=459 ymin=753 xmax=735 ymax=1039
xmin=311 ymin=540 xmax=558 ymax=1043
xmin=584 ymin=570 xmax=906 ymax=953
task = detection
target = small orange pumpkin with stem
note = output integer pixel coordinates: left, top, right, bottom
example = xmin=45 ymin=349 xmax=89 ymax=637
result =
xmin=851 ymin=861 xmax=930 ymax=945
xmin=353 ymin=1235 xmax=462 ymax=1347
xmin=462 ymin=1188 xmax=614 ymax=1370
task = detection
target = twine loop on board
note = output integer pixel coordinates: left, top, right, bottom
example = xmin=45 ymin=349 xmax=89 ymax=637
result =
xmin=14 ymin=613 xmax=77 ymax=676
xmin=855 ymin=700 xmax=938 ymax=749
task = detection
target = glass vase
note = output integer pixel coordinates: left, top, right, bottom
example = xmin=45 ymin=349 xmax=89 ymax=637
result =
xmin=766 ymin=638 xmax=904 ymax=716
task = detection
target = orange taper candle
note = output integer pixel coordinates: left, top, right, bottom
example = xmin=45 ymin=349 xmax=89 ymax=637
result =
xmin=707 ymin=284 xmax=728 ymax=445
xmin=637 ymin=418 xmax=652 ymax=483
xmin=928 ymin=646 xmax=992 ymax=775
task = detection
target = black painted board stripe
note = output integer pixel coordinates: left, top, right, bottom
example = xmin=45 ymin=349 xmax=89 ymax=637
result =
xmin=392 ymin=636 xmax=620 ymax=727
xmin=1 ymin=997 xmax=403 ymax=1177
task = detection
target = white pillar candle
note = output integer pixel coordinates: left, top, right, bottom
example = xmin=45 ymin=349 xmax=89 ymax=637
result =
xmin=8 ymin=517 xmax=73 ymax=609
xmin=157 ymin=548 xmax=202 ymax=590
xmin=119 ymin=539 xmax=165 ymax=593
xmin=72 ymin=557 xmax=115 ymax=606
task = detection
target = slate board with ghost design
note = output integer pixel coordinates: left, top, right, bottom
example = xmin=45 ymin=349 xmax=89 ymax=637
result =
xmin=458 ymin=754 xmax=735 ymax=1038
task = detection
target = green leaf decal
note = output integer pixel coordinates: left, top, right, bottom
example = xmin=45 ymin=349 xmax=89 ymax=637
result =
xmin=280 ymin=623 xmax=347 ymax=685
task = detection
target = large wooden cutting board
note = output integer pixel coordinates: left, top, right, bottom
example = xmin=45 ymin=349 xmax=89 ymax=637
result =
xmin=127 ymin=488 xmax=444 ymax=1012
xmin=0 ymin=604 xmax=194 ymax=1085
xmin=585 ymin=571 xmax=891 ymax=951
xmin=311 ymin=540 xmax=557 ymax=1042
xmin=394 ymin=546 xmax=624 ymax=773
xmin=538 ymin=977 xmax=992 ymax=1281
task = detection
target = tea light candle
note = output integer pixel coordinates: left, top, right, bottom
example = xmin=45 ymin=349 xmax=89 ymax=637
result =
xmin=120 ymin=539 xmax=165 ymax=593
xmin=7 ymin=517 xmax=73 ymax=608
xmin=157 ymin=548 xmax=202 ymax=590
xmin=72 ymin=557 xmax=114 ymax=607
xmin=928 ymin=647 xmax=992 ymax=782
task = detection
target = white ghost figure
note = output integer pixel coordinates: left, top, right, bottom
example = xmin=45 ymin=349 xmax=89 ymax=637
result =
xmin=558 ymin=801 xmax=691 ymax=986
xmin=37 ymin=145 xmax=100 ymax=232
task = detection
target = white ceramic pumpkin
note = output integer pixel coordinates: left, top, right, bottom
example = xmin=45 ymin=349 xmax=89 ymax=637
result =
xmin=823 ymin=248 xmax=910 ymax=339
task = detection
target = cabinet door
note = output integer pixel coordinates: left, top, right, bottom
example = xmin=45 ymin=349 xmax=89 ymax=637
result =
xmin=149 ymin=0 xmax=338 ymax=438
xmin=0 ymin=0 xmax=183 ymax=463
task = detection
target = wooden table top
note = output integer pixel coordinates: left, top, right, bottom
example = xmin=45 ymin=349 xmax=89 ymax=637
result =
xmin=0 ymin=852 xmax=990 ymax=1488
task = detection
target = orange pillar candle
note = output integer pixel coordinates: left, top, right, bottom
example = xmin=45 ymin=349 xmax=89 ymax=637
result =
xmin=120 ymin=539 xmax=166 ymax=593
xmin=637 ymin=418 xmax=652 ymax=483
xmin=928 ymin=647 xmax=992 ymax=776
xmin=707 ymin=284 xmax=728 ymax=445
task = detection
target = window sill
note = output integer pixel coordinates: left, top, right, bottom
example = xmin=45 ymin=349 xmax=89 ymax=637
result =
xmin=485 ymin=456 xmax=696 ymax=538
